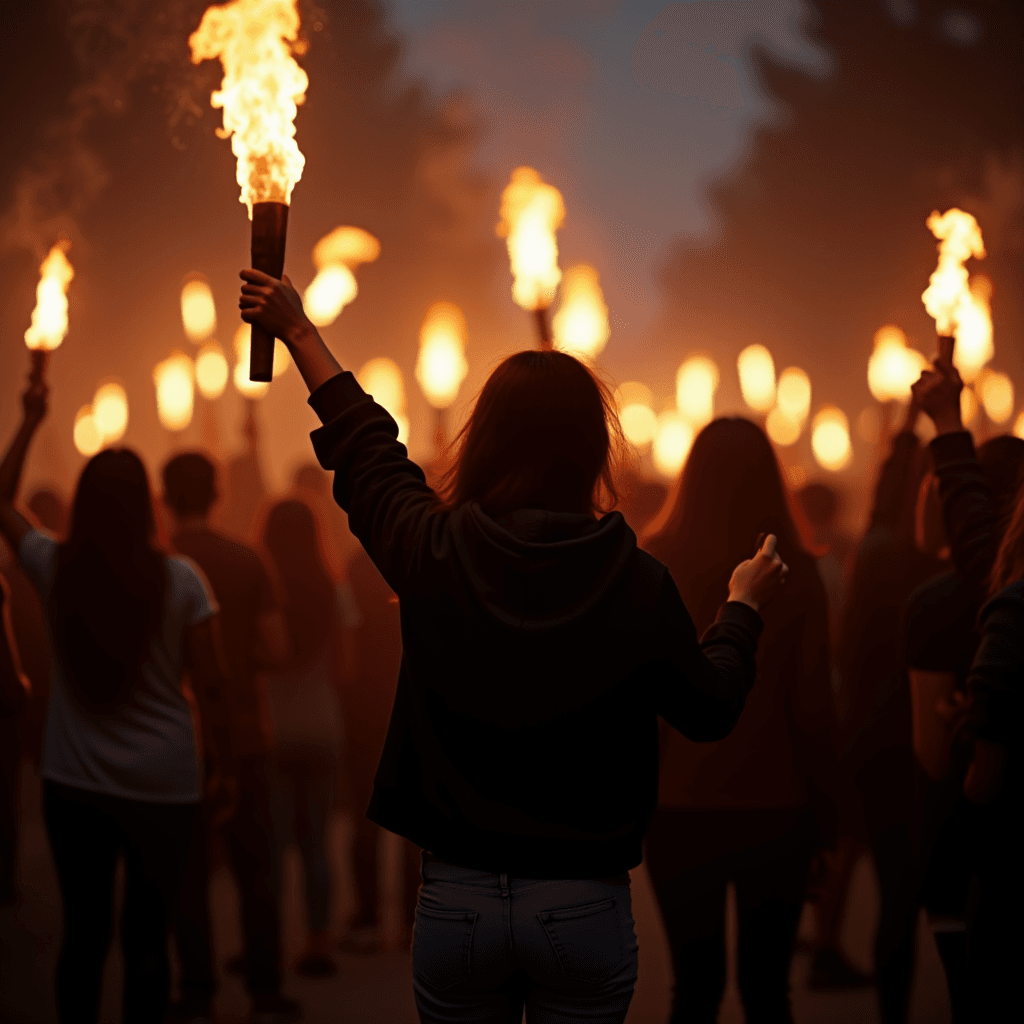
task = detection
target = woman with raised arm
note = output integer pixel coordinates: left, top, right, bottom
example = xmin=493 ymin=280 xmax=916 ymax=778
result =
xmin=239 ymin=268 xmax=787 ymax=1024
xmin=0 ymin=375 xmax=235 ymax=1024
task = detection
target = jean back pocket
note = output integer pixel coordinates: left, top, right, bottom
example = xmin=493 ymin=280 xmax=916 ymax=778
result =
xmin=539 ymin=897 xmax=624 ymax=984
xmin=412 ymin=906 xmax=479 ymax=991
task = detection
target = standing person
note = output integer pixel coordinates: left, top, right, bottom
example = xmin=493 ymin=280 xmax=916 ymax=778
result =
xmin=239 ymin=269 xmax=787 ymax=1024
xmin=0 ymin=376 xmax=233 ymax=1024
xmin=262 ymin=498 xmax=359 ymax=978
xmin=642 ymin=418 xmax=839 ymax=1024
xmin=161 ymin=453 xmax=299 ymax=1024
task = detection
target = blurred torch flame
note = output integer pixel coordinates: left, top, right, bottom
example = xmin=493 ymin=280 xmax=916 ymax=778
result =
xmin=304 ymin=226 xmax=380 ymax=327
xmin=653 ymin=411 xmax=694 ymax=478
xmin=25 ymin=242 xmax=74 ymax=352
xmin=73 ymin=407 xmax=103 ymax=458
xmin=92 ymin=383 xmax=128 ymax=444
xmin=358 ymin=357 xmax=409 ymax=445
xmin=552 ymin=264 xmax=610 ymax=361
xmin=737 ymin=344 xmax=776 ymax=413
xmin=496 ymin=166 xmax=565 ymax=311
xmin=867 ymin=326 xmax=929 ymax=402
xmin=416 ymin=302 xmax=469 ymax=410
xmin=154 ymin=352 xmax=196 ymax=431
xmin=766 ymin=367 xmax=811 ymax=446
xmin=978 ymin=369 xmax=1013 ymax=424
xmin=189 ymin=0 xmax=308 ymax=217
xmin=196 ymin=341 xmax=230 ymax=399
xmin=614 ymin=382 xmax=657 ymax=449
xmin=233 ymin=324 xmax=288 ymax=397
xmin=811 ymin=407 xmax=852 ymax=472
xmin=921 ymin=208 xmax=991 ymax=382
xmin=181 ymin=275 xmax=217 ymax=342
xmin=675 ymin=356 xmax=719 ymax=427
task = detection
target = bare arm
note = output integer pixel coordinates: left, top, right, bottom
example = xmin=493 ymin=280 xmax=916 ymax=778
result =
xmin=909 ymin=669 xmax=957 ymax=780
xmin=0 ymin=378 xmax=48 ymax=553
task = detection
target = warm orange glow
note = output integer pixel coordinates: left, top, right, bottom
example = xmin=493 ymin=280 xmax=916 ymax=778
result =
xmin=653 ymin=411 xmax=694 ymax=478
xmin=867 ymin=325 xmax=928 ymax=402
xmin=922 ymin=208 xmax=985 ymax=336
xmin=978 ymin=369 xmax=1014 ymax=424
xmin=73 ymin=406 xmax=103 ymax=458
xmin=676 ymin=356 xmax=719 ymax=426
xmin=232 ymin=324 xmax=285 ymax=397
xmin=1014 ymin=411 xmax=1024 ymax=440
xmin=357 ymin=357 xmax=409 ymax=444
xmin=737 ymin=345 xmax=776 ymax=413
xmin=496 ymin=166 xmax=565 ymax=311
xmin=92 ymin=383 xmax=128 ymax=444
xmin=953 ymin=275 xmax=994 ymax=383
xmin=25 ymin=242 xmax=74 ymax=351
xmin=765 ymin=407 xmax=802 ymax=447
xmin=154 ymin=352 xmax=195 ymax=431
xmin=189 ymin=0 xmax=308 ymax=217
xmin=776 ymin=367 xmax=812 ymax=424
xmin=960 ymin=386 xmax=978 ymax=426
xmin=196 ymin=341 xmax=229 ymax=399
xmin=416 ymin=302 xmax=469 ymax=410
xmin=857 ymin=406 xmax=882 ymax=445
xmin=552 ymin=265 xmax=610 ymax=361
xmin=180 ymin=276 xmax=217 ymax=342
xmin=305 ymin=226 xmax=380 ymax=327
xmin=811 ymin=407 xmax=852 ymax=471
xmin=614 ymin=382 xmax=657 ymax=448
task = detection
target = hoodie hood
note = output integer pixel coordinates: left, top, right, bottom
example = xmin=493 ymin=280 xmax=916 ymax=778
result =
xmin=448 ymin=503 xmax=637 ymax=632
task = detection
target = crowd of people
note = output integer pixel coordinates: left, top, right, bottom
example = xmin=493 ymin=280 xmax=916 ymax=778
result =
xmin=0 ymin=266 xmax=1018 ymax=1024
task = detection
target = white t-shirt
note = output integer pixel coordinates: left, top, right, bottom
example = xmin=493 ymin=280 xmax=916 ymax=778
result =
xmin=19 ymin=529 xmax=217 ymax=804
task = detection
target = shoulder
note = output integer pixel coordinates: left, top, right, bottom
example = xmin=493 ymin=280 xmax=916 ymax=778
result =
xmin=981 ymin=580 xmax=1024 ymax=625
xmin=167 ymin=555 xmax=218 ymax=614
xmin=18 ymin=528 xmax=58 ymax=569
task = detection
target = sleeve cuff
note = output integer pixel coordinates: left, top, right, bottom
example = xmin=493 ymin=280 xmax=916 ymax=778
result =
xmin=716 ymin=600 xmax=764 ymax=640
xmin=929 ymin=430 xmax=975 ymax=468
xmin=307 ymin=371 xmax=369 ymax=424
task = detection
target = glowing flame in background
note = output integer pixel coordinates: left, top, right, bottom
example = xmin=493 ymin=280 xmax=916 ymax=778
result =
xmin=737 ymin=344 xmax=776 ymax=413
xmin=811 ymin=407 xmax=852 ymax=471
xmin=675 ymin=356 xmax=719 ymax=427
xmin=154 ymin=352 xmax=196 ymax=431
xmin=653 ymin=411 xmax=694 ymax=478
xmin=189 ymin=0 xmax=308 ymax=216
xmin=921 ymin=208 xmax=992 ymax=383
xmin=978 ymin=369 xmax=1014 ymax=424
xmin=181 ymin=276 xmax=217 ymax=342
xmin=960 ymin=386 xmax=979 ymax=426
xmin=614 ymin=382 xmax=657 ymax=448
xmin=358 ymin=357 xmax=409 ymax=445
xmin=304 ymin=226 xmax=380 ymax=327
xmin=196 ymin=341 xmax=229 ymax=399
xmin=496 ymin=166 xmax=565 ymax=311
xmin=92 ymin=383 xmax=128 ymax=443
xmin=73 ymin=406 xmax=103 ymax=457
xmin=767 ymin=367 xmax=812 ymax=446
xmin=552 ymin=265 xmax=610 ymax=362
xmin=867 ymin=326 xmax=929 ymax=402
xmin=233 ymin=324 xmax=288 ymax=397
xmin=25 ymin=242 xmax=74 ymax=351
xmin=416 ymin=302 xmax=469 ymax=410
xmin=1013 ymin=412 xmax=1024 ymax=441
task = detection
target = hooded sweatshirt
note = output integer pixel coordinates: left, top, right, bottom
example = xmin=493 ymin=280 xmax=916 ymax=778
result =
xmin=308 ymin=371 xmax=763 ymax=878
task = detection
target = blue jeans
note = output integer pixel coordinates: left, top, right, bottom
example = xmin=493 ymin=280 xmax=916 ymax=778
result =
xmin=412 ymin=852 xmax=638 ymax=1024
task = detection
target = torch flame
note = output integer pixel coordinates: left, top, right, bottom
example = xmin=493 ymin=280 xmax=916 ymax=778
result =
xmin=675 ymin=356 xmax=719 ymax=427
xmin=189 ymin=0 xmax=308 ymax=217
xmin=304 ymin=226 xmax=380 ymax=327
xmin=552 ymin=265 xmax=610 ymax=362
xmin=952 ymin=276 xmax=994 ymax=383
xmin=181 ymin=276 xmax=218 ymax=342
xmin=154 ymin=352 xmax=196 ymax=431
xmin=496 ymin=166 xmax=565 ymax=311
xmin=25 ymin=242 xmax=74 ymax=351
xmin=737 ymin=344 xmax=776 ymax=413
xmin=73 ymin=406 xmax=103 ymax=458
xmin=196 ymin=341 xmax=230 ymax=399
xmin=92 ymin=383 xmax=129 ymax=444
xmin=416 ymin=302 xmax=469 ymax=410
xmin=811 ymin=407 xmax=852 ymax=472
xmin=313 ymin=226 xmax=381 ymax=270
xmin=614 ymin=382 xmax=657 ymax=448
xmin=867 ymin=325 xmax=929 ymax=402
xmin=357 ymin=357 xmax=409 ymax=445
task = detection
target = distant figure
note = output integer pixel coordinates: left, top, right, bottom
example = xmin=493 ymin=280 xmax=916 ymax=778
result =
xmin=643 ymin=417 xmax=840 ymax=1024
xmin=240 ymin=270 xmax=786 ymax=1024
xmin=0 ymin=571 xmax=30 ymax=906
xmin=161 ymin=453 xmax=299 ymax=1024
xmin=291 ymin=462 xmax=358 ymax=581
xmin=217 ymin=405 xmax=268 ymax=543
xmin=0 ymin=376 xmax=232 ymax=1024
xmin=26 ymin=487 xmax=69 ymax=538
xmin=262 ymin=498 xmax=360 ymax=978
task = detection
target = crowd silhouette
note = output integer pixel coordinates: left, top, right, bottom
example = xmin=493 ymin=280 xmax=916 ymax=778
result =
xmin=0 ymin=270 xmax=1021 ymax=1024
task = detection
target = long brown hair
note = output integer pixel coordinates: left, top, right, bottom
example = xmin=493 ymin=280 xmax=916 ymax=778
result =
xmin=53 ymin=449 xmax=166 ymax=712
xmin=643 ymin=417 xmax=807 ymax=632
xmin=441 ymin=350 xmax=624 ymax=518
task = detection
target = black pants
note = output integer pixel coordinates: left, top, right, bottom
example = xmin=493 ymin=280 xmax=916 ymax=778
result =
xmin=647 ymin=808 xmax=812 ymax=1024
xmin=43 ymin=780 xmax=196 ymax=1024
xmin=173 ymin=755 xmax=282 ymax=999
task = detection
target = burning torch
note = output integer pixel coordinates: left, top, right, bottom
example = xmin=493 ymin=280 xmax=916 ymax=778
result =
xmin=551 ymin=265 xmax=610 ymax=363
xmin=415 ymin=301 xmax=469 ymax=460
xmin=496 ymin=167 xmax=565 ymax=349
xmin=190 ymin=0 xmax=309 ymax=382
xmin=24 ymin=241 xmax=74 ymax=385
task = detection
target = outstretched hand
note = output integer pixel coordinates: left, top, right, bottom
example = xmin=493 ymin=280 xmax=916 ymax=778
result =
xmin=728 ymin=534 xmax=789 ymax=612
xmin=911 ymin=362 xmax=963 ymax=436
xmin=238 ymin=269 xmax=309 ymax=344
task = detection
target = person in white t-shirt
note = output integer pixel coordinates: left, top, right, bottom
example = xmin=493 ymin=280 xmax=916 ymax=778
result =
xmin=0 ymin=375 xmax=235 ymax=1024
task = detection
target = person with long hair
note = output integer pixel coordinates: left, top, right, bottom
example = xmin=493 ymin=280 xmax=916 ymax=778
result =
xmin=642 ymin=417 xmax=839 ymax=1024
xmin=238 ymin=269 xmax=786 ymax=1023
xmin=0 ymin=376 xmax=234 ymax=1024
xmin=262 ymin=498 xmax=359 ymax=978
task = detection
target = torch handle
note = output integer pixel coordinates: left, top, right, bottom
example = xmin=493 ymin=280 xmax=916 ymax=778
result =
xmin=534 ymin=306 xmax=552 ymax=350
xmin=249 ymin=202 xmax=290 ymax=383
xmin=28 ymin=350 xmax=49 ymax=386
xmin=936 ymin=334 xmax=955 ymax=374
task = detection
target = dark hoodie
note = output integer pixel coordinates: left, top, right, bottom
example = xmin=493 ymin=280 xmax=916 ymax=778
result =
xmin=308 ymin=371 xmax=763 ymax=878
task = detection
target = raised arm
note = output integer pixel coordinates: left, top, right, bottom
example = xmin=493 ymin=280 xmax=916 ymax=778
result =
xmin=0 ymin=376 xmax=48 ymax=553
